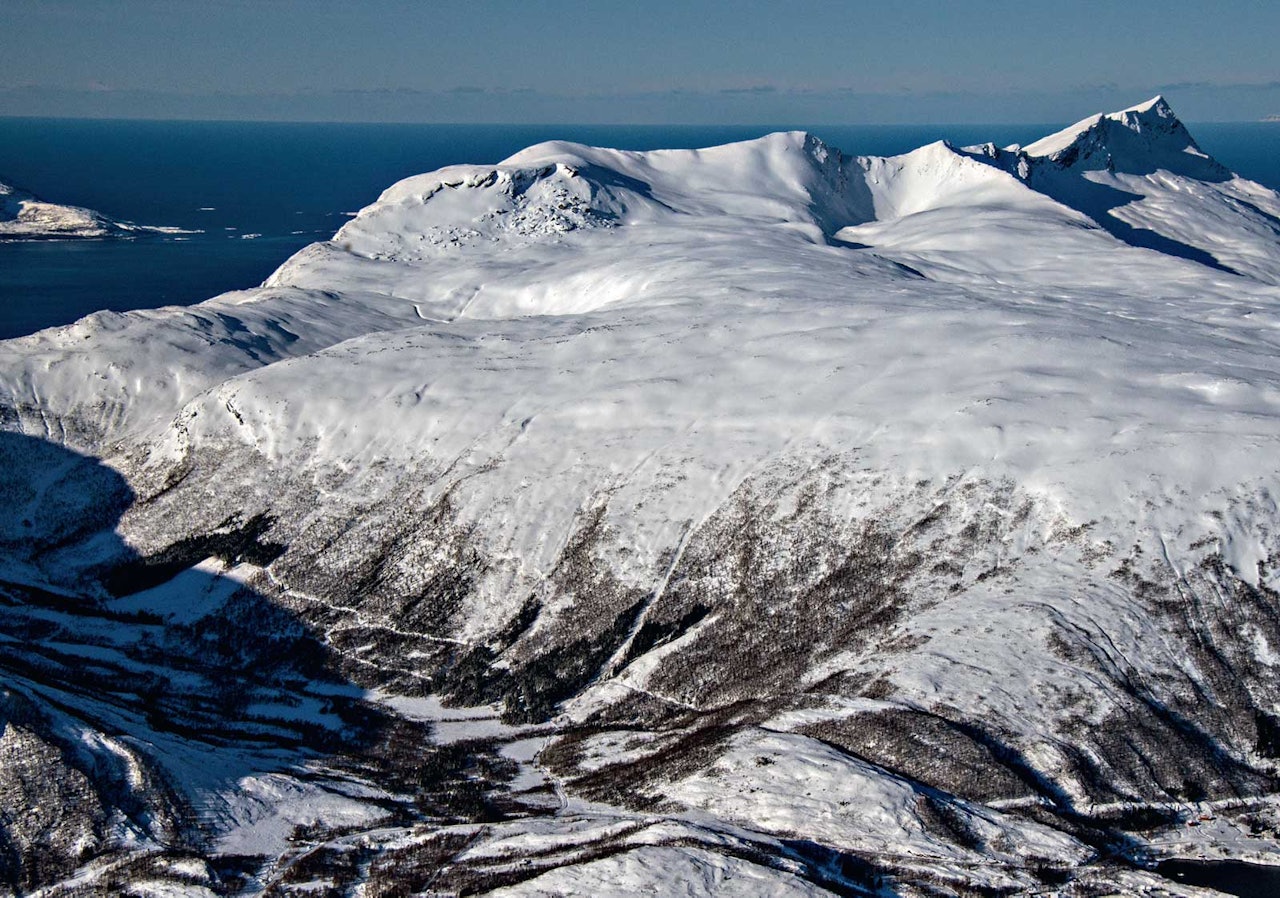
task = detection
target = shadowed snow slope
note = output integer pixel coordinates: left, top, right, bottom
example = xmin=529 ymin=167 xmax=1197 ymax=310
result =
xmin=984 ymin=96 xmax=1280 ymax=281
xmin=5 ymin=99 xmax=1280 ymax=896
xmin=1021 ymin=96 xmax=1227 ymax=177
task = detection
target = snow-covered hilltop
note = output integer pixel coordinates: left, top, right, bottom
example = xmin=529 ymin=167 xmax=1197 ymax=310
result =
xmin=0 ymin=177 xmax=187 ymax=239
xmin=5 ymin=99 xmax=1280 ymax=896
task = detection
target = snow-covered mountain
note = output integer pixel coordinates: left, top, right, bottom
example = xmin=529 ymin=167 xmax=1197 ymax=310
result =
xmin=5 ymin=98 xmax=1280 ymax=896
xmin=0 ymin=178 xmax=187 ymax=239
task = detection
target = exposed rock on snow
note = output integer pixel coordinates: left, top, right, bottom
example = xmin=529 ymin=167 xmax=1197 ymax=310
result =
xmin=5 ymin=99 xmax=1280 ymax=895
xmin=1022 ymin=96 xmax=1225 ymax=176
xmin=975 ymin=96 xmax=1280 ymax=281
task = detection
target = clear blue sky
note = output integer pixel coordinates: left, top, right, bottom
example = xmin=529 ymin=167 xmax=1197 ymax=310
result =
xmin=4 ymin=0 xmax=1279 ymax=123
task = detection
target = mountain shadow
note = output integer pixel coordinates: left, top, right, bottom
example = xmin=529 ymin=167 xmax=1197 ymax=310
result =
xmin=959 ymin=142 xmax=1241 ymax=275
xmin=0 ymin=431 xmax=505 ymax=895
xmin=1026 ymin=166 xmax=1241 ymax=275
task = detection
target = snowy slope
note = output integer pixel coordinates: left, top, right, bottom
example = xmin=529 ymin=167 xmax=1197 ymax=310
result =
xmin=1000 ymin=96 xmax=1280 ymax=282
xmin=5 ymin=100 xmax=1280 ymax=896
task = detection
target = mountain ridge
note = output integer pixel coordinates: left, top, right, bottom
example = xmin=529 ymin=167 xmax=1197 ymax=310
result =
xmin=1021 ymin=95 xmax=1222 ymax=172
xmin=4 ymin=100 xmax=1280 ymax=895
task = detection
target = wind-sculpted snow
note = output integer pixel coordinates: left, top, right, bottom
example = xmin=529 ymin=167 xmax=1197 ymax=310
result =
xmin=5 ymin=99 xmax=1280 ymax=895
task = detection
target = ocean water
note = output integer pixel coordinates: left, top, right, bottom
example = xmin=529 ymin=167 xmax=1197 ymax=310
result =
xmin=1 ymin=118 xmax=1278 ymax=340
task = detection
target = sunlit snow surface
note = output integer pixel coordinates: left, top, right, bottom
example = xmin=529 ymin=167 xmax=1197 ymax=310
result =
xmin=0 ymin=178 xmax=188 ymax=239
xmin=6 ymin=98 xmax=1280 ymax=895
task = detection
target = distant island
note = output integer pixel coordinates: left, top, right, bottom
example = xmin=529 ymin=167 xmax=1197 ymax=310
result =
xmin=1263 ymin=114 xmax=1280 ymax=122
xmin=0 ymin=177 xmax=189 ymax=239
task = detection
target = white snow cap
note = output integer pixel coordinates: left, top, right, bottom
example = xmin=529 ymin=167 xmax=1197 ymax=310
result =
xmin=1021 ymin=95 xmax=1225 ymax=178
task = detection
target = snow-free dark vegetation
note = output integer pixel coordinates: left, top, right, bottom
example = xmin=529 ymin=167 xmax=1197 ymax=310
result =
xmin=5 ymin=98 xmax=1280 ymax=895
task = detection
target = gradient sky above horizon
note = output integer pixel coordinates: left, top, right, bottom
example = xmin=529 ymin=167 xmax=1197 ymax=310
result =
xmin=5 ymin=0 xmax=1280 ymax=124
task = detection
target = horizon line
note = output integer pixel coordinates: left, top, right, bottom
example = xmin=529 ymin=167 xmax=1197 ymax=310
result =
xmin=1 ymin=113 xmax=1275 ymax=128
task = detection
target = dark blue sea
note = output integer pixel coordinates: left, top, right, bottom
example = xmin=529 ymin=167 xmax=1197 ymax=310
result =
xmin=1 ymin=118 xmax=1278 ymax=339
